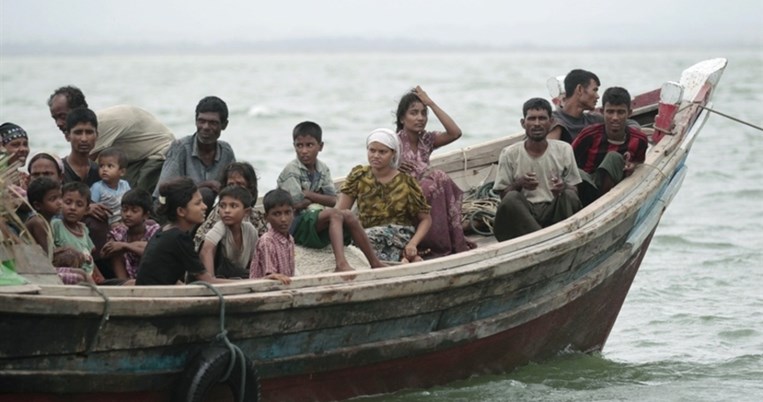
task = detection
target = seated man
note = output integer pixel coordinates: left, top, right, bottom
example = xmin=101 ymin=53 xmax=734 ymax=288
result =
xmin=548 ymin=69 xmax=603 ymax=143
xmin=572 ymin=87 xmax=649 ymax=206
xmin=493 ymin=98 xmax=582 ymax=242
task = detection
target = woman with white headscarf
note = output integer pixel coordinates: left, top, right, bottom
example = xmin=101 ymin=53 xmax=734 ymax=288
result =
xmin=337 ymin=129 xmax=432 ymax=263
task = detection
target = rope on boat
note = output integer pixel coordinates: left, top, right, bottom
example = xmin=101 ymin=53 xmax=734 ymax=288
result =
xmin=78 ymin=282 xmax=111 ymax=356
xmin=698 ymin=105 xmax=763 ymax=132
xmin=461 ymin=181 xmax=501 ymax=236
xmin=191 ymin=281 xmax=247 ymax=402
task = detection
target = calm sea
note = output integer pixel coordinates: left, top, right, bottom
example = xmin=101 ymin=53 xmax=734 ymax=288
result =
xmin=1 ymin=49 xmax=761 ymax=401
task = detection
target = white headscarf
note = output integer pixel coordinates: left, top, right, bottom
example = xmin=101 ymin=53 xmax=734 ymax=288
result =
xmin=366 ymin=128 xmax=400 ymax=169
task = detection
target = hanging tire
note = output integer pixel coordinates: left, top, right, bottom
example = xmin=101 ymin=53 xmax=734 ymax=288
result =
xmin=174 ymin=344 xmax=260 ymax=402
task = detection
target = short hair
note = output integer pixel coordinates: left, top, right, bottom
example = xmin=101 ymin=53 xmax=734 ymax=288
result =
xmin=47 ymin=86 xmax=87 ymax=109
xmin=27 ymin=177 xmax=60 ymax=207
xmin=97 ymin=147 xmax=128 ymax=168
xmin=65 ymin=107 xmax=98 ymax=132
xmin=218 ymin=185 xmax=253 ymax=209
xmin=262 ymin=189 xmax=293 ymax=213
xmin=217 ymin=162 xmax=258 ymax=205
xmin=522 ymin=98 xmax=552 ymax=118
xmin=120 ymin=188 xmax=153 ymax=214
xmin=395 ymin=89 xmax=423 ymax=132
xmin=292 ymin=121 xmax=322 ymax=142
xmin=156 ymin=177 xmax=198 ymax=222
xmin=61 ymin=181 xmax=91 ymax=204
xmin=195 ymin=96 xmax=228 ymax=123
xmin=601 ymin=87 xmax=632 ymax=109
xmin=563 ymin=69 xmax=601 ymax=98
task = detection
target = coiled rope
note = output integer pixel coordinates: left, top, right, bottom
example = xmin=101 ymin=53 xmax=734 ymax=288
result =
xmin=461 ymin=181 xmax=500 ymax=236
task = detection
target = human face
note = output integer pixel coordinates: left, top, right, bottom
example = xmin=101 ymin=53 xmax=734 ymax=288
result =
xmin=98 ymin=155 xmax=124 ymax=185
xmin=179 ymin=190 xmax=207 ymax=225
xmin=401 ymin=101 xmax=428 ymax=134
xmin=195 ymin=112 xmax=225 ymax=145
xmin=36 ymin=188 xmax=62 ymax=219
xmin=65 ymin=122 xmax=97 ymax=155
xmin=30 ymin=158 xmax=61 ymax=183
xmin=5 ymin=138 xmax=29 ymax=165
xmin=521 ymin=108 xmax=552 ymax=142
xmin=218 ymin=196 xmax=248 ymax=227
xmin=266 ymin=204 xmax=294 ymax=236
xmin=293 ymin=135 xmax=323 ymax=168
xmin=61 ymin=190 xmax=89 ymax=225
xmin=49 ymin=94 xmax=70 ymax=133
xmin=578 ymin=79 xmax=600 ymax=111
xmin=121 ymin=205 xmax=147 ymax=229
xmin=367 ymin=142 xmax=395 ymax=169
xmin=603 ymin=103 xmax=630 ymax=138
xmin=226 ymin=171 xmax=249 ymax=188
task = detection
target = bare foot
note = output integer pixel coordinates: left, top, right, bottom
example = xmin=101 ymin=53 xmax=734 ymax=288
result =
xmin=370 ymin=260 xmax=388 ymax=269
xmin=400 ymin=257 xmax=410 ymax=264
xmin=334 ymin=263 xmax=355 ymax=273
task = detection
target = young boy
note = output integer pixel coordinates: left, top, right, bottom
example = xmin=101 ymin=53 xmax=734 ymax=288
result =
xmin=90 ymin=147 xmax=131 ymax=226
xmin=25 ymin=176 xmax=62 ymax=255
xmin=277 ymin=121 xmax=385 ymax=272
xmin=101 ymin=188 xmax=160 ymax=281
xmin=200 ymin=186 xmax=258 ymax=279
xmin=249 ymin=189 xmax=294 ymax=284
xmin=51 ymin=182 xmax=102 ymax=284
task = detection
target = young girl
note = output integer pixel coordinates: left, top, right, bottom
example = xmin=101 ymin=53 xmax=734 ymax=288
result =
xmin=199 ymin=186 xmax=258 ymax=279
xmin=51 ymin=182 xmax=100 ymax=284
xmin=135 ymin=177 xmax=229 ymax=286
xmin=101 ymin=188 xmax=160 ymax=281
xmin=25 ymin=177 xmax=62 ymax=255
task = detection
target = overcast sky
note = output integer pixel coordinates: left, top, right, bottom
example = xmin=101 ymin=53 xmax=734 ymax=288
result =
xmin=2 ymin=0 xmax=761 ymax=52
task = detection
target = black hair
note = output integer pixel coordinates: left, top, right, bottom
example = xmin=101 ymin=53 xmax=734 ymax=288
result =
xmin=195 ymin=96 xmax=228 ymax=123
xmin=218 ymin=185 xmax=253 ymax=209
xmin=395 ymin=89 xmax=424 ymax=132
xmin=292 ymin=121 xmax=323 ymax=142
xmin=98 ymin=147 xmax=128 ymax=169
xmin=27 ymin=177 xmax=60 ymax=208
xmin=218 ymin=162 xmax=258 ymax=205
xmin=61 ymin=181 xmax=91 ymax=204
xmin=156 ymin=177 xmax=198 ymax=222
xmin=120 ymin=188 xmax=153 ymax=214
xmin=47 ymin=86 xmax=87 ymax=109
xmin=563 ymin=69 xmax=601 ymax=98
xmin=27 ymin=153 xmax=63 ymax=176
xmin=522 ymin=98 xmax=553 ymax=118
xmin=65 ymin=107 xmax=98 ymax=132
xmin=262 ymin=189 xmax=293 ymax=213
xmin=602 ymin=87 xmax=632 ymax=109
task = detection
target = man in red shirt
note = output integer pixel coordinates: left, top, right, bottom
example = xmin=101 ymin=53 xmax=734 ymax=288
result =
xmin=572 ymin=87 xmax=649 ymax=206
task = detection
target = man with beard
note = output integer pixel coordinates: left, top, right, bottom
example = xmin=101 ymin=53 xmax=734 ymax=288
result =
xmin=153 ymin=96 xmax=236 ymax=208
xmin=492 ymin=98 xmax=582 ymax=242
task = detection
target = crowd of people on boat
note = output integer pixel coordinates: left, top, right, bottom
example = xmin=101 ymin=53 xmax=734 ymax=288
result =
xmin=1 ymin=68 xmax=649 ymax=286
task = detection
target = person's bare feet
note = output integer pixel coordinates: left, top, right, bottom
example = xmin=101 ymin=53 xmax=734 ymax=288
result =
xmin=335 ymin=262 xmax=355 ymax=272
xmin=370 ymin=260 xmax=388 ymax=269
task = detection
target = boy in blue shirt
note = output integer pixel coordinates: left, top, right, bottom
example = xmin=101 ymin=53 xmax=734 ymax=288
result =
xmin=90 ymin=147 xmax=131 ymax=226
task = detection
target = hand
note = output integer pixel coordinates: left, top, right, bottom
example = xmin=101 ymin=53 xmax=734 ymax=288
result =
xmin=265 ymin=273 xmax=292 ymax=285
xmin=517 ymin=172 xmax=539 ymax=191
xmin=88 ymin=203 xmax=112 ymax=221
xmin=101 ymin=241 xmax=124 ymax=257
xmin=403 ymin=243 xmax=419 ymax=261
xmin=413 ymin=86 xmax=434 ymax=107
xmin=549 ymin=174 xmax=565 ymax=197
xmin=623 ymin=152 xmax=636 ymax=176
xmin=398 ymin=160 xmax=416 ymax=174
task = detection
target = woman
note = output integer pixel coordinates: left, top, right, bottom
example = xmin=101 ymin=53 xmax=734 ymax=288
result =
xmin=395 ymin=86 xmax=475 ymax=258
xmin=1 ymin=122 xmax=30 ymax=168
xmin=27 ymin=152 xmax=65 ymax=184
xmin=337 ymin=128 xmax=431 ymax=263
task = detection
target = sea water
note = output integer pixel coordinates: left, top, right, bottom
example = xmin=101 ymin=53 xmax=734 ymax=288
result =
xmin=1 ymin=49 xmax=761 ymax=401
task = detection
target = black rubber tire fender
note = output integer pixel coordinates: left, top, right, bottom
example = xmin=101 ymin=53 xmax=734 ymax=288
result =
xmin=173 ymin=344 xmax=260 ymax=402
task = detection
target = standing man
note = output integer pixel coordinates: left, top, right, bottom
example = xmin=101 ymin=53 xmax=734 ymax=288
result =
xmin=48 ymin=86 xmax=175 ymax=194
xmin=153 ymin=96 xmax=236 ymax=206
xmin=572 ymin=87 xmax=649 ymax=206
xmin=492 ymin=98 xmax=582 ymax=242
xmin=547 ymin=69 xmax=603 ymax=143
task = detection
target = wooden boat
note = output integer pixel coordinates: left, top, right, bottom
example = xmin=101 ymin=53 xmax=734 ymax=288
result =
xmin=0 ymin=58 xmax=727 ymax=402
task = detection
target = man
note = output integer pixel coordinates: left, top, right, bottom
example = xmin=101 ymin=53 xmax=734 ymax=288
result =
xmin=572 ymin=87 xmax=649 ymax=206
xmin=492 ymin=98 xmax=582 ymax=242
xmin=153 ymin=96 xmax=236 ymax=203
xmin=48 ymin=86 xmax=175 ymax=194
xmin=547 ymin=69 xmax=603 ymax=143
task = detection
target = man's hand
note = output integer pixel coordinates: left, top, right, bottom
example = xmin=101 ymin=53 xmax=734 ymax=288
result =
xmin=88 ymin=203 xmax=112 ymax=221
xmin=516 ymin=172 xmax=539 ymax=191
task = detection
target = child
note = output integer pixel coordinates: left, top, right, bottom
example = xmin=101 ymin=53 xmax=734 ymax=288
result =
xmin=90 ymin=147 xmax=131 ymax=226
xmin=277 ymin=121 xmax=385 ymax=272
xmin=101 ymin=188 xmax=160 ymax=281
xmin=249 ymin=189 xmax=294 ymax=284
xmin=199 ymin=186 xmax=258 ymax=278
xmin=135 ymin=177 xmax=229 ymax=286
xmin=25 ymin=177 xmax=62 ymax=255
xmin=51 ymin=182 xmax=100 ymax=283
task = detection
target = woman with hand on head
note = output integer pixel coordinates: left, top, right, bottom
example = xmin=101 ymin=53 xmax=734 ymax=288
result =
xmin=337 ymin=128 xmax=431 ymax=263
xmin=395 ymin=86 xmax=475 ymax=259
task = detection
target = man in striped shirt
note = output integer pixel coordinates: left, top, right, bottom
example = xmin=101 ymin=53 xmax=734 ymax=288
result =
xmin=571 ymin=87 xmax=649 ymax=206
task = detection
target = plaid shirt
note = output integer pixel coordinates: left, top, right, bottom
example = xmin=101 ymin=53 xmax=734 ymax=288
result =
xmin=276 ymin=158 xmax=336 ymax=204
xmin=249 ymin=227 xmax=295 ymax=279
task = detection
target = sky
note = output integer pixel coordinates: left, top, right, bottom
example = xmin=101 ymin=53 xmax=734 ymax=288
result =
xmin=1 ymin=0 xmax=762 ymax=53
